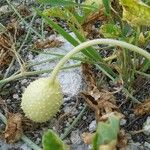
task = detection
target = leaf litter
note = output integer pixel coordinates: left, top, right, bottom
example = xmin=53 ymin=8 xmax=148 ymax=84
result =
xmin=80 ymin=63 xmax=127 ymax=149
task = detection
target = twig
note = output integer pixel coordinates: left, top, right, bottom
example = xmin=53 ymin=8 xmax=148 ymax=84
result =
xmin=3 ymin=11 xmax=37 ymax=79
xmin=0 ymin=112 xmax=42 ymax=150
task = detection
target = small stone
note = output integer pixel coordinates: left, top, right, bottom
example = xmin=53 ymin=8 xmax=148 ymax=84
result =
xmin=68 ymin=118 xmax=73 ymax=123
xmin=13 ymin=94 xmax=19 ymax=99
xmin=6 ymin=99 xmax=11 ymax=103
xmin=78 ymin=106 xmax=83 ymax=110
xmin=70 ymin=130 xmax=82 ymax=145
xmin=82 ymin=116 xmax=87 ymax=120
xmin=129 ymin=114 xmax=135 ymax=118
xmin=35 ymin=137 xmax=41 ymax=145
xmin=21 ymin=79 xmax=28 ymax=85
xmin=89 ymin=120 xmax=96 ymax=132
xmin=20 ymin=143 xmax=32 ymax=150
xmin=143 ymin=116 xmax=150 ymax=135
xmin=120 ymin=118 xmax=127 ymax=126
xmin=64 ymin=106 xmax=78 ymax=116
xmin=144 ymin=142 xmax=150 ymax=149
xmin=66 ymin=122 xmax=70 ymax=127
xmin=44 ymin=31 xmax=48 ymax=35
xmin=126 ymin=142 xmax=141 ymax=150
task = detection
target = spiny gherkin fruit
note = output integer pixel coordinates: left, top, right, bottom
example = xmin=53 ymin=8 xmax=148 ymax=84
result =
xmin=21 ymin=78 xmax=63 ymax=123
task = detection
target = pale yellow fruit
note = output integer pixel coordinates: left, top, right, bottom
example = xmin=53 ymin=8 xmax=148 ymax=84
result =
xmin=21 ymin=78 xmax=63 ymax=122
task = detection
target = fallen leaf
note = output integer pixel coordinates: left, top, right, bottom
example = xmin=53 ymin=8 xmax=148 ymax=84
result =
xmin=17 ymin=4 xmax=31 ymax=17
xmin=134 ymin=98 xmax=150 ymax=115
xmin=81 ymin=63 xmax=122 ymax=121
xmin=117 ymin=129 xmax=128 ymax=149
xmin=34 ymin=38 xmax=63 ymax=49
xmin=0 ymin=33 xmax=13 ymax=67
xmin=6 ymin=19 xmax=25 ymax=37
xmin=82 ymin=10 xmax=107 ymax=38
xmin=4 ymin=113 xmax=22 ymax=143
xmin=82 ymin=132 xmax=94 ymax=144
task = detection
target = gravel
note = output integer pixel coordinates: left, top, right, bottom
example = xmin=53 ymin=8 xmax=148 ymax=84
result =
xmin=70 ymin=130 xmax=82 ymax=145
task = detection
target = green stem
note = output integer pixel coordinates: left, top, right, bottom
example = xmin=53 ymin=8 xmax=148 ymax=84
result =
xmin=0 ymin=64 xmax=80 ymax=85
xmin=61 ymin=105 xmax=87 ymax=140
xmin=50 ymin=39 xmax=150 ymax=82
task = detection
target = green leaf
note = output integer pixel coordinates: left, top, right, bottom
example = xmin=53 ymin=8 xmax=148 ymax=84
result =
xmin=37 ymin=0 xmax=96 ymax=9
xmin=83 ymin=0 xmax=103 ymax=9
xmin=42 ymin=130 xmax=69 ymax=150
xmin=37 ymin=0 xmax=79 ymax=6
xmin=36 ymin=9 xmax=102 ymax=61
xmin=93 ymin=116 xmax=120 ymax=150
xmin=102 ymin=0 xmax=111 ymax=15
xmin=43 ymin=7 xmax=84 ymax=35
xmin=100 ymin=23 xmax=121 ymax=38
xmin=120 ymin=0 xmax=150 ymax=27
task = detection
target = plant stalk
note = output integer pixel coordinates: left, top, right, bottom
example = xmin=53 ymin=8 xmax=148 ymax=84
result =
xmin=50 ymin=39 xmax=150 ymax=82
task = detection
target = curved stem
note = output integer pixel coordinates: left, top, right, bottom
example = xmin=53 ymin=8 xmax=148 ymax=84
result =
xmin=50 ymin=39 xmax=150 ymax=82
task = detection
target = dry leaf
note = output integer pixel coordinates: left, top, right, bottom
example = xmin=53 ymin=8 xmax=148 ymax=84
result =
xmin=117 ymin=129 xmax=128 ymax=149
xmin=134 ymin=98 xmax=150 ymax=115
xmin=99 ymin=140 xmax=117 ymax=150
xmin=6 ymin=19 xmax=25 ymax=37
xmin=0 ymin=33 xmax=13 ymax=67
xmin=17 ymin=4 xmax=31 ymax=17
xmin=4 ymin=113 xmax=22 ymax=143
xmin=34 ymin=38 xmax=63 ymax=49
xmin=82 ymin=10 xmax=107 ymax=38
xmin=81 ymin=63 xmax=122 ymax=121
xmin=82 ymin=132 xmax=94 ymax=144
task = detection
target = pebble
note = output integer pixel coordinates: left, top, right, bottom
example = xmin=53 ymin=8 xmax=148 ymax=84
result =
xmin=35 ymin=137 xmax=41 ymax=145
xmin=64 ymin=106 xmax=78 ymax=116
xmin=129 ymin=114 xmax=135 ymax=118
xmin=71 ymin=144 xmax=91 ymax=150
xmin=125 ymin=142 xmax=141 ymax=150
xmin=144 ymin=142 xmax=150 ymax=149
xmin=88 ymin=120 xmax=96 ymax=132
xmin=6 ymin=99 xmax=11 ymax=103
xmin=68 ymin=118 xmax=73 ymax=123
xmin=70 ymin=130 xmax=82 ymax=145
xmin=82 ymin=116 xmax=87 ymax=120
xmin=120 ymin=118 xmax=127 ymax=126
xmin=13 ymin=93 xmax=19 ymax=99
xmin=143 ymin=117 xmax=150 ymax=135
xmin=21 ymin=79 xmax=28 ymax=85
